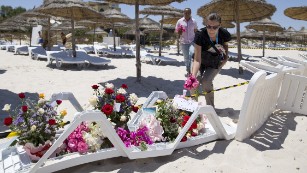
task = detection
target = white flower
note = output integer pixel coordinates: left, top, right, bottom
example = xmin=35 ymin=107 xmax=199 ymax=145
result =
xmin=156 ymin=99 xmax=162 ymax=104
xmin=2 ymin=104 xmax=11 ymax=111
xmin=38 ymin=98 xmax=47 ymax=105
xmin=197 ymin=122 xmax=205 ymax=130
xmin=120 ymin=115 xmax=127 ymax=122
xmin=88 ymin=96 xmax=98 ymax=106
xmin=117 ymin=88 xmax=127 ymax=95
xmin=129 ymin=93 xmax=138 ymax=104
xmin=105 ymin=83 xmax=114 ymax=89
xmin=37 ymin=108 xmax=44 ymax=115
xmin=192 ymin=129 xmax=199 ymax=135
xmin=172 ymin=103 xmax=178 ymax=110
xmin=31 ymin=125 xmax=36 ymax=131
xmin=178 ymin=127 xmax=182 ymax=133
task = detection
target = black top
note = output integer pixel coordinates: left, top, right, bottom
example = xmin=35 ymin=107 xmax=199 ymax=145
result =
xmin=194 ymin=27 xmax=231 ymax=53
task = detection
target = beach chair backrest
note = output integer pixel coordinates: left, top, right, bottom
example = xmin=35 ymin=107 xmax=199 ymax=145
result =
xmin=235 ymin=71 xmax=284 ymax=141
xmin=277 ymin=73 xmax=307 ymax=115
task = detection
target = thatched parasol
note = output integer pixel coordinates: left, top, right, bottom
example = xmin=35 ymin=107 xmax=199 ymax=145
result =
xmin=197 ymin=0 xmax=276 ymax=74
xmin=37 ymin=0 xmax=106 ymax=57
xmin=246 ymin=18 xmax=283 ymax=56
xmin=102 ymin=8 xmax=131 ymax=51
xmin=294 ymin=27 xmax=307 ymax=47
xmin=138 ymin=17 xmax=161 ymax=30
xmin=140 ymin=5 xmax=182 ymax=56
xmin=221 ymin=21 xmax=235 ymax=29
xmin=284 ymin=6 xmax=307 ymax=21
xmin=78 ymin=20 xmax=101 ymax=45
xmin=162 ymin=16 xmax=181 ymax=54
xmin=284 ymin=26 xmax=297 ymax=47
xmin=0 ymin=15 xmax=33 ymax=45
xmin=105 ymin=0 xmax=185 ymax=82
xmin=162 ymin=16 xmax=181 ymax=25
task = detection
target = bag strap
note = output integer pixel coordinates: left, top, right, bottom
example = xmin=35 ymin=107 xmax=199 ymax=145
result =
xmin=206 ymin=32 xmax=222 ymax=55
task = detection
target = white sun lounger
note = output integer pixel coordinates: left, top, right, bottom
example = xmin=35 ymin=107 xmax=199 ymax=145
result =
xmin=144 ymin=54 xmax=178 ymax=65
xmin=277 ymin=55 xmax=307 ymax=76
xmin=76 ymin=51 xmax=111 ymax=67
xmin=14 ymin=45 xmax=29 ymax=55
xmin=48 ymin=51 xmax=86 ymax=69
xmin=1 ymin=70 xmax=307 ymax=173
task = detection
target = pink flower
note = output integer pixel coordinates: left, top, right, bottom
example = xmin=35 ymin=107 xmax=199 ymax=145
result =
xmin=176 ymin=25 xmax=186 ymax=33
xmin=77 ymin=141 xmax=88 ymax=154
xmin=140 ymin=114 xmax=164 ymax=142
xmin=184 ymin=75 xmax=199 ymax=90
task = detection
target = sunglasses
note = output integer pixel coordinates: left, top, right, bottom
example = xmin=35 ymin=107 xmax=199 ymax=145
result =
xmin=206 ymin=25 xmax=220 ymax=30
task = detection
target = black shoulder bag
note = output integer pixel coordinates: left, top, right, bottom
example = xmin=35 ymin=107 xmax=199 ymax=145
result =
xmin=200 ymin=35 xmax=225 ymax=69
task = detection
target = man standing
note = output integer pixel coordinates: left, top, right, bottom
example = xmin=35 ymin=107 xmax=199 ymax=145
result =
xmin=176 ymin=8 xmax=198 ymax=76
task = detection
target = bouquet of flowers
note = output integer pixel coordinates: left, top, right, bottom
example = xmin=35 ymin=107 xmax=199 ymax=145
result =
xmin=184 ymin=75 xmax=199 ymax=90
xmin=89 ymin=83 xmax=139 ymax=129
xmin=153 ymin=98 xmax=206 ymax=142
xmin=2 ymin=93 xmax=66 ymax=161
xmin=176 ymin=24 xmax=186 ymax=33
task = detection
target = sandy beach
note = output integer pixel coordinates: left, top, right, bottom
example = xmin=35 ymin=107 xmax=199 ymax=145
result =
xmin=0 ymin=47 xmax=306 ymax=172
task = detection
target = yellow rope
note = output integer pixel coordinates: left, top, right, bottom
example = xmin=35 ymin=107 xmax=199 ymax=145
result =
xmin=191 ymin=81 xmax=249 ymax=97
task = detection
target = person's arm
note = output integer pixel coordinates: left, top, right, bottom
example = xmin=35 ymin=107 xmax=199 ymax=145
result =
xmin=194 ymin=20 xmax=198 ymax=33
xmin=220 ymin=42 xmax=229 ymax=67
xmin=175 ymin=20 xmax=182 ymax=35
xmin=192 ymin=44 xmax=201 ymax=77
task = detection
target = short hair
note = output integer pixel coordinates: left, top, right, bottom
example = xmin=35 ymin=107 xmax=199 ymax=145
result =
xmin=206 ymin=13 xmax=221 ymax=23
xmin=184 ymin=8 xmax=191 ymax=13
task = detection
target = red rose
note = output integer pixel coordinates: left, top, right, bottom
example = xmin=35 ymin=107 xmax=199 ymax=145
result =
xmin=91 ymin=85 xmax=99 ymax=89
xmin=121 ymin=84 xmax=128 ymax=89
xmin=131 ymin=105 xmax=139 ymax=113
xmin=105 ymin=88 xmax=114 ymax=95
xmin=4 ymin=117 xmax=13 ymax=126
xmin=181 ymin=136 xmax=187 ymax=142
xmin=101 ymin=104 xmax=113 ymax=115
xmin=115 ymin=94 xmax=126 ymax=103
xmin=21 ymin=105 xmax=28 ymax=112
xmin=18 ymin=93 xmax=25 ymax=99
xmin=182 ymin=115 xmax=197 ymax=131
xmin=191 ymin=132 xmax=198 ymax=136
xmin=48 ymin=119 xmax=56 ymax=125
xmin=56 ymin=100 xmax=62 ymax=105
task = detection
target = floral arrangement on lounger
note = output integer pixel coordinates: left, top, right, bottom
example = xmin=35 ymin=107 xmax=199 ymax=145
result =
xmin=2 ymin=93 xmax=66 ymax=161
xmin=2 ymin=80 xmax=206 ymax=160
xmin=67 ymin=82 xmax=206 ymax=153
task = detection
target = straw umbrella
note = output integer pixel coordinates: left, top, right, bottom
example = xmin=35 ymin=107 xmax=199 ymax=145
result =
xmin=284 ymin=6 xmax=307 ymax=21
xmin=284 ymin=26 xmax=296 ymax=47
xmin=197 ymin=0 xmax=276 ymax=74
xmin=37 ymin=0 xmax=106 ymax=57
xmin=140 ymin=5 xmax=182 ymax=56
xmin=221 ymin=21 xmax=235 ymax=29
xmin=162 ymin=16 xmax=181 ymax=54
xmin=294 ymin=27 xmax=307 ymax=47
xmin=246 ymin=18 xmax=283 ymax=57
xmin=105 ymin=0 xmax=185 ymax=82
xmin=102 ymin=8 xmax=131 ymax=51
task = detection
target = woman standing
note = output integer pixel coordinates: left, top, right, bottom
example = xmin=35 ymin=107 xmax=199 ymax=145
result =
xmin=191 ymin=13 xmax=231 ymax=107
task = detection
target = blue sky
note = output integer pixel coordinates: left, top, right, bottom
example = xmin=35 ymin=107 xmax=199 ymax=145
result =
xmin=1 ymin=0 xmax=306 ymax=33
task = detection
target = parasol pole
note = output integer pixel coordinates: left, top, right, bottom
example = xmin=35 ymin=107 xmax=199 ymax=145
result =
xmin=135 ymin=0 xmax=141 ymax=82
xmin=71 ymin=17 xmax=76 ymax=57
xmin=47 ymin=17 xmax=51 ymax=51
xmin=93 ymin=23 xmax=96 ymax=46
xmin=159 ymin=14 xmax=164 ymax=56
xmin=113 ymin=23 xmax=116 ymax=51
xmin=262 ymin=28 xmax=265 ymax=57
xmin=235 ymin=0 xmax=243 ymax=74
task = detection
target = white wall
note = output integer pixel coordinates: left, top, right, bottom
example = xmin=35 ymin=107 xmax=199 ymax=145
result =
xmin=31 ymin=25 xmax=42 ymax=46
xmin=103 ymin=37 xmax=120 ymax=46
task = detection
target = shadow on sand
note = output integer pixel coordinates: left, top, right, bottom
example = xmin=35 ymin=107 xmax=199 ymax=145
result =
xmin=242 ymin=110 xmax=299 ymax=151
xmin=100 ymin=76 xmax=185 ymax=98
xmin=0 ymin=89 xmax=38 ymax=132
